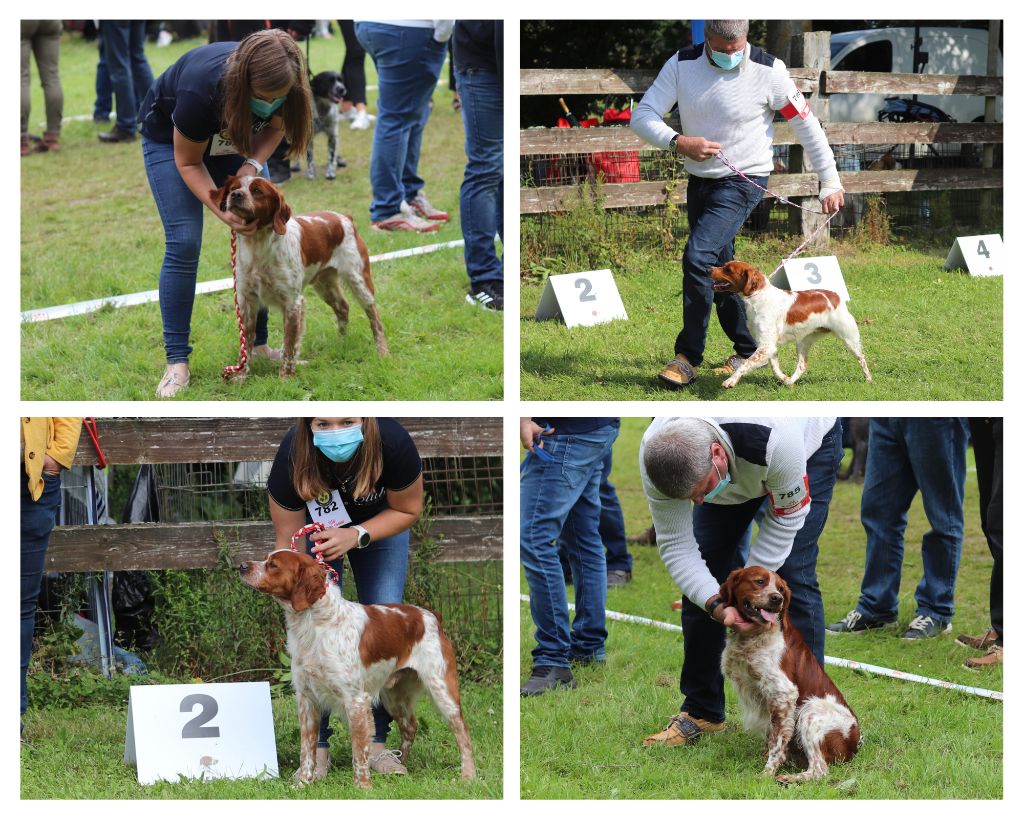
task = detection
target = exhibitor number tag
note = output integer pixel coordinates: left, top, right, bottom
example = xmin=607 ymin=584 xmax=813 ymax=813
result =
xmin=305 ymin=489 xmax=352 ymax=529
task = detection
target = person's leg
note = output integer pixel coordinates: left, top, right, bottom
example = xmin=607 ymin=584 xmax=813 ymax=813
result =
xmin=776 ymin=419 xmax=843 ymax=664
xmin=129 ymin=21 xmax=154 ymax=108
xmin=905 ymin=418 xmax=968 ymax=622
xmin=596 ymin=449 xmax=631 ymax=574
xmin=987 ymin=419 xmax=1003 ymax=643
xmin=20 ymin=22 xmax=34 ymax=138
xmin=101 ymin=22 xmax=137 ymax=134
xmin=339 ymin=21 xmax=367 ymax=107
xmin=854 ymin=418 xmax=918 ymax=621
xmin=457 ymin=67 xmax=504 ymax=289
xmin=21 ymin=469 xmax=63 ymax=719
xmin=676 ymin=175 xmax=764 ymax=365
xmin=681 ymin=496 xmax=762 ymax=722
xmin=34 ymin=22 xmax=64 ymax=135
xmin=399 ymin=37 xmax=446 ymax=203
xmin=94 ymin=38 xmax=112 ymax=120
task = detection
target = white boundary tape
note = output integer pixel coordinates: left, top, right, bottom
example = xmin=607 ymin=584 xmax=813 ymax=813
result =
xmin=519 ymin=594 xmax=1003 ymax=701
xmin=21 ymin=238 xmax=465 ymax=323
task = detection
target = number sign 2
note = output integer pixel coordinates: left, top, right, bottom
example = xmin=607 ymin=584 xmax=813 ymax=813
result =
xmin=770 ymin=256 xmax=851 ymax=303
xmin=944 ymin=234 xmax=1002 ymax=277
xmin=125 ymin=682 xmax=278 ymax=784
xmin=535 ymin=269 xmax=628 ymax=328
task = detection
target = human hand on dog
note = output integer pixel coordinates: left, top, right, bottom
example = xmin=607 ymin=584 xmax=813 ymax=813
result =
xmin=708 ymin=597 xmax=761 ymax=633
xmin=214 ymin=205 xmax=258 ymax=236
xmin=309 ymin=527 xmax=360 ymax=561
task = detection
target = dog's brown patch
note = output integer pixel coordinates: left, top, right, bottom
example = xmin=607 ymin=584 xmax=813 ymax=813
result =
xmin=786 ymin=289 xmax=840 ymax=324
xmin=359 ymin=604 xmax=427 ymax=666
xmin=298 ymin=212 xmax=347 ymax=267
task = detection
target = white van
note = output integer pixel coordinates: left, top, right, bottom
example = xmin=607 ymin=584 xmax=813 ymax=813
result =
xmin=828 ymin=27 xmax=1002 ymax=123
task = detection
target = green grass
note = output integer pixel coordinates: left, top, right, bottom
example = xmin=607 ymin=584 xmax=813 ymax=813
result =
xmin=21 ymin=681 xmax=501 ymax=798
xmin=520 ymin=236 xmax=1002 ymax=400
xmin=21 ymin=32 xmax=502 ymax=400
xmin=520 ymin=419 xmax=1002 ymax=799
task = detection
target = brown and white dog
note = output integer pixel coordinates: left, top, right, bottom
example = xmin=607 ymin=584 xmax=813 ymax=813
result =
xmin=719 ymin=566 xmax=860 ymax=784
xmin=239 ymin=549 xmax=475 ymax=788
xmin=211 ymin=175 xmax=388 ymax=382
xmin=709 ymin=260 xmax=872 ymax=388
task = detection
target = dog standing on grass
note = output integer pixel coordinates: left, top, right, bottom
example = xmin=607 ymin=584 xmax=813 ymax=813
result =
xmin=306 ymin=71 xmax=347 ymax=180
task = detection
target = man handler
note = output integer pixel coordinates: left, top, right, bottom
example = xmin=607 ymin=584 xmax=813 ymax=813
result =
xmin=639 ymin=417 xmax=842 ymax=746
xmin=630 ymin=20 xmax=844 ymax=388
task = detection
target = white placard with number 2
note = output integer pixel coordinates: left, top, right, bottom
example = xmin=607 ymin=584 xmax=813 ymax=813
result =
xmin=125 ymin=682 xmax=278 ymax=784
xmin=534 ymin=269 xmax=628 ymax=328
xmin=771 ymin=256 xmax=851 ymax=303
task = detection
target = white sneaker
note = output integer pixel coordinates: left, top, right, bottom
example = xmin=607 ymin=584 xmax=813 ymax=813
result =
xmin=407 ymin=191 xmax=449 ymax=222
xmin=372 ymin=205 xmax=440 ymax=233
xmin=339 ymin=107 xmax=356 ymax=122
xmin=350 ymin=110 xmax=374 ymax=130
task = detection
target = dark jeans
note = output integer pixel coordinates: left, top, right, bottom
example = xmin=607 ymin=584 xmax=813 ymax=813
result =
xmin=558 ymin=448 xmax=631 ymax=573
xmin=969 ymin=418 xmax=1002 ymax=643
xmin=856 ymin=418 xmax=968 ymax=623
xmin=99 ymin=21 xmax=153 ymax=134
xmin=678 ymin=420 xmax=842 ymax=723
xmin=142 ymin=137 xmax=269 ymax=363
xmin=21 ymin=468 xmax=63 ymax=717
xmin=456 ymin=67 xmax=503 ymax=287
xmin=677 ymin=174 xmax=763 ymax=365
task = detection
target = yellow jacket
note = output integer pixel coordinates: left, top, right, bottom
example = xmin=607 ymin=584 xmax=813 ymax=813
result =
xmin=22 ymin=417 xmax=82 ymax=501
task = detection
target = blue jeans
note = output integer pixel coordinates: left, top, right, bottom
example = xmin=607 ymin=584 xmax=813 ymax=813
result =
xmin=521 ymin=424 xmax=619 ymax=667
xmin=94 ymin=39 xmax=112 ymax=119
xmin=142 ymin=137 xmax=269 ymax=363
xmin=678 ymin=174 xmax=763 ymax=364
xmin=558 ymin=448 xmax=630 ymax=573
xmin=679 ymin=420 xmax=842 ymax=723
xmin=99 ymin=21 xmax=153 ymax=134
xmin=856 ymin=418 xmax=968 ymax=623
xmin=456 ymin=67 xmax=503 ymax=288
xmin=21 ymin=468 xmax=62 ymax=717
xmin=297 ymin=529 xmax=410 ymax=745
xmin=355 ymin=23 xmax=447 ymax=221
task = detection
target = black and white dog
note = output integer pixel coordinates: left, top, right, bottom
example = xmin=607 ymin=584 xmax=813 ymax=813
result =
xmin=305 ymin=71 xmax=347 ymax=180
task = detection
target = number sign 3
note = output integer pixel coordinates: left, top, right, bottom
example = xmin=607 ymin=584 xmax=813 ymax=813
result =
xmin=771 ymin=256 xmax=851 ymax=303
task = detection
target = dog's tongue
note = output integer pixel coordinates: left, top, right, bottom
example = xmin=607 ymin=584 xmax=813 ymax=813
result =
xmin=760 ymin=609 xmax=778 ymax=624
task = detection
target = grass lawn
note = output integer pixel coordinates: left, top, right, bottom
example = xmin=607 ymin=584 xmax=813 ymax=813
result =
xmin=20 ymin=681 xmax=501 ymax=799
xmin=520 ymin=418 xmax=1003 ymax=799
xmin=21 ymin=32 xmax=502 ymax=400
xmin=520 ymin=236 xmax=1002 ymax=400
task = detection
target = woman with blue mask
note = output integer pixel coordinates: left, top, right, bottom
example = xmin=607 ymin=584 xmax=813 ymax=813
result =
xmin=267 ymin=416 xmax=424 ymax=776
xmin=138 ymin=29 xmax=314 ymax=397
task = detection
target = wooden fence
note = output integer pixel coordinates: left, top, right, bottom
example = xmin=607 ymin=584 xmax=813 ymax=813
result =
xmin=520 ymin=28 xmax=1002 ymax=242
xmin=47 ymin=417 xmax=502 ymax=572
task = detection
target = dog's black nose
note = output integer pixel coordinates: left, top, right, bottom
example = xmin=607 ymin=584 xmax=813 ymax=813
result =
xmin=239 ymin=562 xmax=249 ymax=574
xmin=769 ymin=592 xmax=784 ymax=606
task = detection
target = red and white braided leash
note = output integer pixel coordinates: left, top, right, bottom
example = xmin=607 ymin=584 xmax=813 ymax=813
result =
xmin=715 ymin=150 xmax=838 ymax=278
xmin=291 ymin=522 xmax=341 ymax=586
xmin=221 ymin=230 xmax=250 ymax=381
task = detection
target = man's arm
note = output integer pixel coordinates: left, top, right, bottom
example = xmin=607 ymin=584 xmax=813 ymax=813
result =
xmin=631 ymin=56 xmax=681 ymax=151
xmin=747 ymin=423 xmax=812 ymax=570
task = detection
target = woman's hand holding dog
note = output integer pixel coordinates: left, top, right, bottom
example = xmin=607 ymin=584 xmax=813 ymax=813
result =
xmin=707 ymin=594 xmax=760 ymax=633
xmin=309 ymin=526 xmax=360 ymax=561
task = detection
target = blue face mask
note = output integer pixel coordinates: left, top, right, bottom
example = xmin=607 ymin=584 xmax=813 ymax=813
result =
xmin=709 ymin=48 xmax=744 ymax=71
xmin=703 ymin=459 xmax=732 ymax=502
xmin=251 ymin=95 xmax=286 ymax=118
xmin=312 ymin=425 xmax=363 ymax=463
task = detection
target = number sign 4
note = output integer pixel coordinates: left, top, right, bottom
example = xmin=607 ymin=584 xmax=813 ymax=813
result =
xmin=944 ymin=234 xmax=1002 ymax=277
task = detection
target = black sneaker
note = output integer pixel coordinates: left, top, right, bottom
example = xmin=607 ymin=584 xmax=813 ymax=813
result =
xmin=520 ymin=665 xmax=575 ymax=697
xmin=826 ymin=609 xmax=896 ymax=634
xmin=607 ymin=569 xmax=632 ymax=588
xmin=569 ymin=654 xmax=606 ymax=668
xmin=901 ymin=614 xmax=952 ymax=640
xmin=466 ymin=283 xmax=503 ymax=311
xmin=97 ymin=126 xmax=136 ymax=143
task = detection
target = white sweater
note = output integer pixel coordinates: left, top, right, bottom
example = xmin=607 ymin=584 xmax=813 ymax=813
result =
xmin=639 ymin=417 xmax=836 ymax=608
xmin=631 ymin=42 xmax=839 ymax=185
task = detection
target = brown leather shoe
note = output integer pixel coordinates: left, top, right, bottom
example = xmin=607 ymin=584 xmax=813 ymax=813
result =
xmin=965 ymin=644 xmax=1003 ymax=669
xmin=657 ymin=354 xmax=697 ymax=388
xmin=642 ymin=711 xmax=725 ymax=747
xmin=35 ymin=130 xmax=60 ymax=152
xmin=711 ymin=354 xmax=748 ymax=375
xmin=956 ymin=628 xmax=999 ymax=651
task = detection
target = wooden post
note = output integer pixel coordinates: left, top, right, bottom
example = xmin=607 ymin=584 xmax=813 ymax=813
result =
xmin=979 ymin=20 xmax=1000 ymax=226
xmin=788 ymin=31 xmax=831 ymax=250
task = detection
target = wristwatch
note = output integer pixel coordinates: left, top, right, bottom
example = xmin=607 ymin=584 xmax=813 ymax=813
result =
xmin=705 ymin=596 xmax=724 ymax=617
xmin=352 ymin=524 xmax=371 ymax=549
xmin=242 ymin=157 xmax=264 ymax=174
xmin=669 ymin=133 xmax=680 ymax=153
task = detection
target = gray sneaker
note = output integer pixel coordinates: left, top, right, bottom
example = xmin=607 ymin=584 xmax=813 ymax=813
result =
xmin=826 ymin=609 xmax=896 ymax=634
xmin=520 ymin=665 xmax=575 ymax=697
xmin=901 ymin=614 xmax=952 ymax=640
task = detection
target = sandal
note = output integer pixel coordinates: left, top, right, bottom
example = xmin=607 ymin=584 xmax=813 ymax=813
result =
xmin=657 ymin=355 xmax=697 ymax=388
xmin=155 ymin=364 xmax=190 ymax=398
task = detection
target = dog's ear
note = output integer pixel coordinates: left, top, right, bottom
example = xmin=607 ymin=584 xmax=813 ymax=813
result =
xmin=271 ymin=190 xmax=292 ymax=236
xmin=210 ymin=177 xmax=233 ymax=212
xmin=290 ymin=560 xmax=327 ymax=612
xmin=742 ymin=265 xmax=764 ymax=296
xmin=774 ymin=572 xmax=792 ymax=628
xmin=719 ymin=569 xmax=743 ymax=609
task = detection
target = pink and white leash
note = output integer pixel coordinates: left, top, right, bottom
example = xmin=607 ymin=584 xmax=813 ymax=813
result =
xmin=291 ymin=522 xmax=341 ymax=586
xmin=716 ymin=150 xmax=838 ymax=277
xmin=221 ymin=230 xmax=250 ymax=381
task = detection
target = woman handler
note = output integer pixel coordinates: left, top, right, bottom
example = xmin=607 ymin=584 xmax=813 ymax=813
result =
xmin=139 ymin=29 xmax=313 ymax=397
xmin=267 ymin=417 xmax=424 ymax=775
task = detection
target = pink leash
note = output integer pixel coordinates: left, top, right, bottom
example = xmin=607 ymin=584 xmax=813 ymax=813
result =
xmin=715 ymin=150 xmax=838 ymax=277
xmin=291 ymin=522 xmax=341 ymax=586
xmin=221 ymin=231 xmax=250 ymax=381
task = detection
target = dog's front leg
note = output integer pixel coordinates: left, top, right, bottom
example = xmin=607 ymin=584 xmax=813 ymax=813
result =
xmin=722 ymin=346 xmax=772 ymax=388
xmin=762 ymin=697 xmax=796 ymax=776
xmin=346 ymin=693 xmax=373 ymax=789
xmin=281 ymin=297 xmax=305 ymax=378
xmin=294 ymin=690 xmax=321 ymax=785
xmin=306 ymin=142 xmax=316 ymax=180
xmin=326 ymin=126 xmax=338 ymax=180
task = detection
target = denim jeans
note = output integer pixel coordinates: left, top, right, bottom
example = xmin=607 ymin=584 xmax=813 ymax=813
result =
xmin=521 ymin=424 xmax=619 ymax=667
xmin=678 ymin=420 xmax=842 ymax=723
xmin=456 ymin=67 xmax=503 ymax=288
xmin=558 ymin=448 xmax=630 ymax=573
xmin=99 ymin=21 xmax=153 ymax=134
xmin=677 ymin=174 xmax=764 ymax=364
xmin=21 ymin=468 xmax=62 ymax=717
xmin=355 ymin=23 xmax=447 ymax=221
xmin=856 ymin=418 xmax=968 ymax=623
xmin=142 ymin=137 xmax=269 ymax=363
xmin=296 ymin=529 xmax=410 ymax=745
